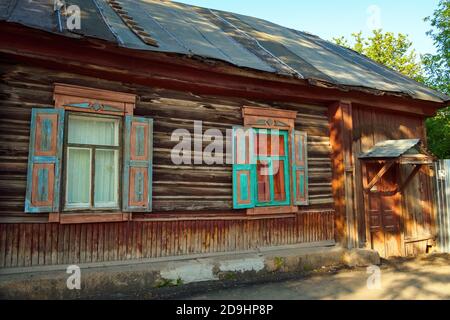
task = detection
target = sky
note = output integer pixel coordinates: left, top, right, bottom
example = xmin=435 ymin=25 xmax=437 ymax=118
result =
xmin=175 ymin=0 xmax=439 ymax=56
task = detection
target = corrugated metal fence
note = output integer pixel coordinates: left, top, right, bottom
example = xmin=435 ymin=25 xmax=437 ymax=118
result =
xmin=436 ymin=160 xmax=450 ymax=253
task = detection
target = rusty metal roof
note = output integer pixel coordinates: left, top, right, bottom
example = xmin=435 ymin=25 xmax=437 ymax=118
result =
xmin=359 ymin=139 xmax=422 ymax=159
xmin=1 ymin=0 xmax=449 ymax=103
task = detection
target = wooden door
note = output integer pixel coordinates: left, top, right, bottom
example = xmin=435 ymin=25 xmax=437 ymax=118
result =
xmin=367 ymin=164 xmax=402 ymax=258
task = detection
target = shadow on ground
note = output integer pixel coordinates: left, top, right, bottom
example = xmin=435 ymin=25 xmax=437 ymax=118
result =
xmin=161 ymin=253 xmax=450 ymax=300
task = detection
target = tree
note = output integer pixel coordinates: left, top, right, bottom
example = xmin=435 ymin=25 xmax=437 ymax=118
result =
xmin=333 ymin=12 xmax=450 ymax=159
xmin=333 ymin=30 xmax=424 ymax=81
xmin=426 ymin=107 xmax=450 ymax=159
xmin=423 ymin=0 xmax=450 ymax=159
xmin=422 ymin=0 xmax=450 ymax=95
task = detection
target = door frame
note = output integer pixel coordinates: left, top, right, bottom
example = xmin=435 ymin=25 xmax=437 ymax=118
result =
xmin=362 ymin=160 xmax=405 ymax=257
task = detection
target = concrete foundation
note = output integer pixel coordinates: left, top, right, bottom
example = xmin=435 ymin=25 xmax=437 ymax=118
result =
xmin=0 ymin=244 xmax=380 ymax=299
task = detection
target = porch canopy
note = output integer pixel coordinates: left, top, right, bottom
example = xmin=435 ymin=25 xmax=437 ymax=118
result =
xmin=358 ymin=139 xmax=434 ymax=192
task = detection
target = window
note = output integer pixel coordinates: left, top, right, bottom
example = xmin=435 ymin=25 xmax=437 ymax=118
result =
xmin=65 ymin=114 xmax=120 ymax=210
xmin=25 ymin=84 xmax=153 ymax=218
xmin=232 ymin=106 xmax=308 ymax=213
xmin=254 ymin=129 xmax=290 ymax=206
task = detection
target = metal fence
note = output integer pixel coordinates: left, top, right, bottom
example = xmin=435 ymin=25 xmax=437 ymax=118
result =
xmin=436 ymin=160 xmax=450 ymax=253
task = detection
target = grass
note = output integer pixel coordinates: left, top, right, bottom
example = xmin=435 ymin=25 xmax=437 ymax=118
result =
xmin=155 ymin=277 xmax=184 ymax=288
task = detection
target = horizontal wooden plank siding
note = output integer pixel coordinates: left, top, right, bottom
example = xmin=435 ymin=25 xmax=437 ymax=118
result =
xmin=0 ymin=59 xmax=333 ymax=220
xmin=0 ymin=57 xmax=335 ymax=267
xmin=0 ymin=210 xmax=334 ymax=268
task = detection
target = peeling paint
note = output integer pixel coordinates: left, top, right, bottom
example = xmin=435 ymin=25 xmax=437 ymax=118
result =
xmin=160 ymin=262 xmax=218 ymax=283
xmin=219 ymin=257 xmax=265 ymax=273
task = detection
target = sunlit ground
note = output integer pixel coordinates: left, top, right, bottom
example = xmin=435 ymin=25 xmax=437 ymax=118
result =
xmin=187 ymin=254 xmax=450 ymax=300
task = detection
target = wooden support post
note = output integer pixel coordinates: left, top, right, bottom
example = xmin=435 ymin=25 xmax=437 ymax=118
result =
xmin=361 ymin=161 xmax=371 ymax=249
xmin=399 ymin=164 xmax=422 ymax=191
xmin=363 ymin=160 xmax=395 ymax=192
xmin=329 ymin=101 xmax=357 ymax=248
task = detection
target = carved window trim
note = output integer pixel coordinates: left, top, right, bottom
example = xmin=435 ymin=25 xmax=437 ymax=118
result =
xmin=53 ymin=83 xmax=136 ymax=116
xmin=47 ymin=84 xmax=138 ymax=223
xmin=242 ymin=106 xmax=296 ymax=130
xmin=242 ymin=106 xmax=298 ymax=215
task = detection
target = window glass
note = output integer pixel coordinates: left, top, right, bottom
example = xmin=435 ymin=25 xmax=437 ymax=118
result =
xmin=66 ymin=147 xmax=91 ymax=208
xmin=255 ymin=132 xmax=270 ymax=156
xmin=255 ymin=132 xmax=285 ymax=156
xmin=273 ymin=160 xmax=286 ymax=201
xmin=65 ymin=114 xmax=120 ymax=210
xmin=257 ymin=160 xmax=271 ymax=202
xmin=68 ymin=115 xmax=119 ymax=146
xmin=94 ymin=149 xmax=119 ymax=207
xmin=254 ymin=129 xmax=289 ymax=206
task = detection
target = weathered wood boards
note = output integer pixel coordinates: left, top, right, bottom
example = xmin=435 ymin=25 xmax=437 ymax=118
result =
xmin=352 ymin=106 xmax=434 ymax=255
xmin=0 ymin=57 xmax=336 ymax=267
xmin=0 ymin=60 xmax=333 ymax=220
xmin=0 ymin=211 xmax=334 ymax=268
xmin=123 ymin=116 xmax=153 ymax=212
xmin=25 ymin=108 xmax=64 ymax=213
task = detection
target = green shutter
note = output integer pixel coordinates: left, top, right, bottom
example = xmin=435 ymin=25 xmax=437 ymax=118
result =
xmin=123 ymin=116 xmax=153 ymax=212
xmin=25 ymin=108 xmax=65 ymax=213
xmin=232 ymin=126 xmax=256 ymax=209
xmin=292 ymin=130 xmax=308 ymax=205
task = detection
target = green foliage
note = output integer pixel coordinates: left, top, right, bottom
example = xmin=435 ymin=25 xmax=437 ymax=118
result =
xmin=302 ymin=264 xmax=313 ymax=272
xmin=155 ymin=277 xmax=184 ymax=288
xmin=273 ymin=256 xmax=285 ymax=270
xmin=222 ymin=272 xmax=237 ymax=280
xmin=426 ymin=106 xmax=450 ymax=159
xmin=423 ymin=0 xmax=450 ymax=159
xmin=334 ymin=2 xmax=450 ymax=159
xmin=333 ymin=30 xmax=424 ymax=81
xmin=422 ymin=0 xmax=450 ymax=95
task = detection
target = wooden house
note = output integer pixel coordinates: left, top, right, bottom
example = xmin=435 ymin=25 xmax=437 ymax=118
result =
xmin=0 ymin=0 xmax=448 ymax=268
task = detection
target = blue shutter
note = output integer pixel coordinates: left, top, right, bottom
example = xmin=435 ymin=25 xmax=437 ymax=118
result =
xmin=123 ymin=116 xmax=153 ymax=212
xmin=25 ymin=108 xmax=64 ymax=213
xmin=232 ymin=126 xmax=256 ymax=209
xmin=292 ymin=130 xmax=309 ymax=205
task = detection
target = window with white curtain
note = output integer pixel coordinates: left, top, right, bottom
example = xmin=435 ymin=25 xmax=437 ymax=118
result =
xmin=65 ymin=113 xmax=120 ymax=210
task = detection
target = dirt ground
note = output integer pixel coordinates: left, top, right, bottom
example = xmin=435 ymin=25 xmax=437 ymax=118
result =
xmin=182 ymin=254 xmax=450 ymax=300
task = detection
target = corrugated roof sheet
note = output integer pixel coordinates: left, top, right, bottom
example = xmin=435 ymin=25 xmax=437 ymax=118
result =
xmin=1 ymin=0 xmax=448 ymax=103
xmin=359 ymin=139 xmax=421 ymax=159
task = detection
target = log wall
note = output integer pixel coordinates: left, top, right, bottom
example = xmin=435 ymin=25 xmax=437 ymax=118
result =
xmin=0 ymin=57 xmax=335 ymax=267
xmin=0 ymin=58 xmax=333 ymax=220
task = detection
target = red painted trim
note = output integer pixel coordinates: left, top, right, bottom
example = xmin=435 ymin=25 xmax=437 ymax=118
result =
xmin=130 ymin=121 xmax=149 ymax=161
xmin=54 ymin=83 xmax=136 ymax=116
xmin=295 ymin=170 xmax=306 ymax=202
xmin=294 ymin=133 xmax=306 ymax=166
xmin=31 ymin=163 xmax=55 ymax=207
xmin=129 ymin=167 xmax=149 ymax=208
xmin=34 ymin=113 xmax=58 ymax=157
xmin=54 ymin=83 xmax=136 ymax=104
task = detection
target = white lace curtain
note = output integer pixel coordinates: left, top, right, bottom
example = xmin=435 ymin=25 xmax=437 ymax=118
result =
xmin=66 ymin=115 xmax=119 ymax=209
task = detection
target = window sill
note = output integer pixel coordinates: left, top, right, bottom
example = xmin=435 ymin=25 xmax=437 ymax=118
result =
xmin=246 ymin=205 xmax=298 ymax=216
xmin=132 ymin=212 xmax=296 ymax=221
xmin=47 ymin=210 xmax=301 ymax=224
xmin=63 ymin=207 xmax=121 ymax=212
xmin=49 ymin=212 xmax=130 ymax=224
